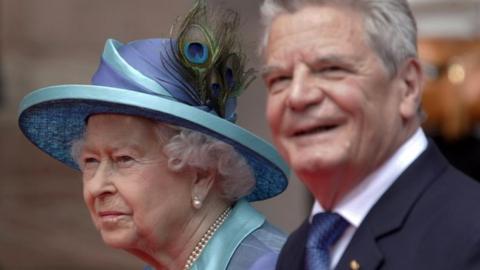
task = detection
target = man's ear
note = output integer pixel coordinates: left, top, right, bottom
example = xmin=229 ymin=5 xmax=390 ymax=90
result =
xmin=191 ymin=169 xmax=216 ymax=208
xmin=398 ymin=58 xmax=424 ymax=120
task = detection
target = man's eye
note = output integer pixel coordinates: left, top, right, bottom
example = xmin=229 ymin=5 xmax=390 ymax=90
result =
xmin=267 ymin=76 xmax=291 ymax=93
xmin=315 ymin=65 xmax=349 ymax=79
xmin=270 ymin=76 xmax=291 ymax=85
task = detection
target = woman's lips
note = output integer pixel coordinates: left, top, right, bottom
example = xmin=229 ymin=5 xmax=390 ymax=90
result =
xmin=97 ymin=211 xmax=132 ymax=226
xmin=98 ymin=211 xmax=128 ymax=217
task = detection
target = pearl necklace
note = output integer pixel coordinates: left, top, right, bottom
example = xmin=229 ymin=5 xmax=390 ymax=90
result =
xmin=183 ymin=207 xmax=232 ymax=270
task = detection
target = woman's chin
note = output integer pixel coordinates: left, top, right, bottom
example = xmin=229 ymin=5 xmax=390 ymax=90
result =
xmin=100 ymin=229 xmax=137 ymax=249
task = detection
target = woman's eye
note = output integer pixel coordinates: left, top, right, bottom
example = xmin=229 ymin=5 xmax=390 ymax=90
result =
xmin=80 ymin=157 xmax=99 ymax=171
xmin=115 ymin=155 xmax=135 ymax=166
xmin=320 ymin=66 xmax=343 ymax=73
xmin=328 ymin=66 xmax=342 ymax=71
xmin=84 ymin=157 xmax=99 ymax=164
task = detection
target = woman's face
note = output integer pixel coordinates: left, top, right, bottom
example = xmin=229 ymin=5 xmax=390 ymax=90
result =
xmin=79 ymin=114 xmax=195 ymax=250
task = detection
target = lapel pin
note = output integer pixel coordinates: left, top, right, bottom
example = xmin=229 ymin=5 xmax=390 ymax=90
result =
xmin=350 ymin=260 xmax=360 ymax=270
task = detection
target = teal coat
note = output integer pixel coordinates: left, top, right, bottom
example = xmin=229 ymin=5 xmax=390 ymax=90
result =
xmin=145 ymin=200 xmax=286 ymax=270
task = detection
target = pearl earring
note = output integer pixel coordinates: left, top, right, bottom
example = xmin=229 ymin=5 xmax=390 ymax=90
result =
xmin=192 ymin=196 xmax=202 ymax=209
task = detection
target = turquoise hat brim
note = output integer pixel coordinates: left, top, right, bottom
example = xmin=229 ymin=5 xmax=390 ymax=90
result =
xmin=18 ymin=84 xmax=289 ymax=201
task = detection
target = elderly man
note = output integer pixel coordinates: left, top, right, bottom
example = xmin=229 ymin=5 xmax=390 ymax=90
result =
xmin=260 ymin=0 xmax=480 ymax=269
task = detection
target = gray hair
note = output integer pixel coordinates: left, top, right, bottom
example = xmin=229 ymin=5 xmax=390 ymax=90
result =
xmin=158 ymin=126 xmax=255 ymax=202
xmin=71 ymin=123 xmax=255 ymax=202
xmin=259 ymin=0 xmax=418 ymax=76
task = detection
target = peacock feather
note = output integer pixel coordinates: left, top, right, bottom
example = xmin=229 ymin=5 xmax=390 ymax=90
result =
xmin=171 ymin=0 xmax=255 ymax=119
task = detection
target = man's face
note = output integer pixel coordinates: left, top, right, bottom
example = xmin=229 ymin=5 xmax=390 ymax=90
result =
xmin=263 ymin=5 xmax=409 ymax=202
xmin=79 ymin=114 xmax=194 ymax=250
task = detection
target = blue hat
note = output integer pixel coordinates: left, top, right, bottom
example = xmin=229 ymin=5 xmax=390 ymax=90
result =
xmin=18 ymin=38 xmax=289 ymax=201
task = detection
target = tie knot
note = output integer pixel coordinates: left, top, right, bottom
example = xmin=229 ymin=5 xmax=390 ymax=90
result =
xmin=305 ymin=212 xmax=349 ymax=270
xmin=307 ymin=212 xmax=349 ymax=249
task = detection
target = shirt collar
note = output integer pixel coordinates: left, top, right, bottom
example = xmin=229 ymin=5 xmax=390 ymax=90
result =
xmin=311 ymin=128 xmax=428 ymax=227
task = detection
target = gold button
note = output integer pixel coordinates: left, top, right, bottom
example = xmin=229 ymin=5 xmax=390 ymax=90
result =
xmin=350 ymin=260 xmax=360 ymax=270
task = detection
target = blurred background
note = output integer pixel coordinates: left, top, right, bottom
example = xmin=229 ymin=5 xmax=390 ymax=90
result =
xmin=0 ymin=0 xmax=479 ymax=269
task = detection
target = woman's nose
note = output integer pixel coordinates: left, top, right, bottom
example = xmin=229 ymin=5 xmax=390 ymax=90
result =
xmin=84 ymin=161 xmax=116 ymax=198
xmin=286 ymin=64 xmax=325 ymax=111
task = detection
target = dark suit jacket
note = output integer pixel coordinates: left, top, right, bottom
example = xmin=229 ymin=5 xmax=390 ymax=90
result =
xmin=276 ymin=142 xmax=480 ymax=270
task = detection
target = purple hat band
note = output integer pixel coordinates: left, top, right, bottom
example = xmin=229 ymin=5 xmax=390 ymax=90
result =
xmin=91 ymin=38 xmax=237 ymax=122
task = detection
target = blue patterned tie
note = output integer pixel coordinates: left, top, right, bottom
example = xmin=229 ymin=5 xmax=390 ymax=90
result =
xmin=305 ymin=212 xmax=350 ymax=270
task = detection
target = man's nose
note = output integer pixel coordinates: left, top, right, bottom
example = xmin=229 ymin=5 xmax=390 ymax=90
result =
xmin=286 ymin=64 xmax=325 ymax=111
xmin=85 ymin=161 xmax=116 ymax=198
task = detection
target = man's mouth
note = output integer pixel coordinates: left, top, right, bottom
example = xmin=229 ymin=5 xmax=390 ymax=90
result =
xmin=293 ymin=124 xmax=339 ymax=137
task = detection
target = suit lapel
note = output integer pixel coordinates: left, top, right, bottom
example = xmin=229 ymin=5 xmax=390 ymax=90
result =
xmin=335 ymin=227 xmax=383 ymax=270
xmin=276 ymin=219 xmax=310 ymax=270
xmin=337 ymin=142 xmax=449 ymax=269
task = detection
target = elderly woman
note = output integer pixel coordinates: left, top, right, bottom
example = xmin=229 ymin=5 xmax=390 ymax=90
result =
xmin=18 ymin=2 xmax=288 ymax=270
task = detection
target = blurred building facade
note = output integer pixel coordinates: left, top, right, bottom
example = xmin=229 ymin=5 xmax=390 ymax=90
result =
xmin=413 ymin=0 xmax=480 ymax=181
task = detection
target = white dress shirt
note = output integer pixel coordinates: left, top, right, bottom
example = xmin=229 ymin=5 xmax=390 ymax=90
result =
xmin=309 ymin=128 xmax=428 ymax=269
